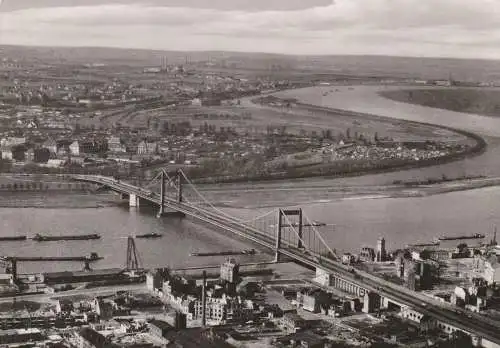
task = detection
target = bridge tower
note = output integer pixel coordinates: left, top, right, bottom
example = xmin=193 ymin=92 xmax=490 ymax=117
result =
xmin=274 ymin=208 xmax=303 ymax=262
xmin=177 ymin=170 xmax=183 ymax=203
xmin=157 ymin=170 xmax=166 ymax=217
xmin=126 ymin=237 xmax=141 ymax=271
xmin=156 ymin=170 xmax=185 ymax=218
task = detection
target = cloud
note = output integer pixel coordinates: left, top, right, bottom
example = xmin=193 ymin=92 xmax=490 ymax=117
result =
xmin=0 ymin=0 xmax=331 ymax=12
xmin=0 ymin=0 xmax=498 ymax=58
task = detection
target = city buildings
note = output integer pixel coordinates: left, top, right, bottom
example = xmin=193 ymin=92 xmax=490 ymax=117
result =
xmin=0 ymin=328 xmax=44 ymax=345
xmin=220 ymin=259 xmax=239 ymax=284
xmin=376 ymin=237 xmax=387 ymax=262
xmin=42 ymin=139 xmax=58 ymax=154
xmin=70 ymin=141 xmax=81 ymax=156
xmin=279 ymin=312 xmax=307 ymax=333
xmin=483 ymin=254 xmax=500 ymax=285
xmin=359 ymin=247 xmax=376 ymax=262
xmin=76 ymin=327 xmax=107 ymax=348
xmin=137 ymin=140 xmax=158 ymax=155
xmin=148 ymin=319 xmax=172 ymax=339
xmin=108 ymin=136 xmax=127 ymax=153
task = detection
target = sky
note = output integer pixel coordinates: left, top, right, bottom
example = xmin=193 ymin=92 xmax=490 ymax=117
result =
xmin=0 ymin=0 xmax=498 ymax=59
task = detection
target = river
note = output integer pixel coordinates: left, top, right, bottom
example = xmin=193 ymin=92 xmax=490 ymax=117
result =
xmin=3 ymin=85 xmax=500 ymax=274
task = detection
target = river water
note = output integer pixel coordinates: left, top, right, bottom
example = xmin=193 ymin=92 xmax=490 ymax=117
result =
xmin=3 ymin=85 xmax=500 ymax=274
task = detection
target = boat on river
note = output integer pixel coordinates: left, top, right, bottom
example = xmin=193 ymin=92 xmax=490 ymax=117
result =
xmin=436 ymin=233 xmax=485 ymax=242
xmin=32 ymin=233 xmax=101 ymax=242
xmin=190 ymin=249 xmax=256 ymax=257
xmin=136 ymin=232 xmax=162 ymax=239
xmin=0 ymin=236 xmax=27 ymax=241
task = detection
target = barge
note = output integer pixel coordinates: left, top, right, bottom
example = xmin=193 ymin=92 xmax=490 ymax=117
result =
xmin=406 ymin=241 xmax=440 ymax=248
xmin=0 ymin=236 xmax=27 ymax=241
xmin=190 ymin=249 xmax=256 ymax=257
xmin=15 ymin=252 xmax=103 ymax=262
xmin=136 ymin=232 xmax=162 ymax=239
xmin=32 ymin=233 xmax=101 ymax=242
xmin=436 ymin=233 xmax=485 ymax=242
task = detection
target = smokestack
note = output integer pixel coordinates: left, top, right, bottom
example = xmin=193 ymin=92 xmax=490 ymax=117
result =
xmin=202 ymin=270 xmax=207 ymax=327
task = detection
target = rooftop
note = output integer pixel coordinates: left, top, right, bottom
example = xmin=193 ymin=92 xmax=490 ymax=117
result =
xmin=164 ymin=328 xmax=233 ymax=348
xmin=149 ymin=319 xmax=172 ymax=331
xmin=0 ymin=328 xmax=42 ymax=336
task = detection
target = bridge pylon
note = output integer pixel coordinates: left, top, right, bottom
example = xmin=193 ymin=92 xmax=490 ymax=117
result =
xmin=177 ymin=170 xmax=183 ymax=203
xmin=274 ymin=208 xmax=303 ymax=262
xmin=156 ymin=170 xmax=166 ymax=218
xmin=156 ymin=170 xmax=185 ymax=218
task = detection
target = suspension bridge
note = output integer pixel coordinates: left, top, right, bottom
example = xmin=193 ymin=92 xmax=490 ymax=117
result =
xmin=73 ymin=170 xmax=500 ymax=347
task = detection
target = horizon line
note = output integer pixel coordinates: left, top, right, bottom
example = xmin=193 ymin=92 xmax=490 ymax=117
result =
xmin=1 ymin=43 xmax=500 ymax=63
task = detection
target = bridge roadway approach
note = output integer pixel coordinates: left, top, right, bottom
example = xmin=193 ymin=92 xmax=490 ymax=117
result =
xmin=74 ymin=175 xmax=500 ymax=346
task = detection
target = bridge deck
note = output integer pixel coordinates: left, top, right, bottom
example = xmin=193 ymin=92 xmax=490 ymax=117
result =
xmin=73 ymin=175 xmax=500 ymax=344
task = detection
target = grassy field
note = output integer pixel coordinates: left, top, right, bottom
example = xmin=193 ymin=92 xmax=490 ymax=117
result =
xmin=380 ymin=88 xmax=500 ymax=118
xmin=113 ymin=98 xmax=473 ymax=145
xmin=245 ymin=98 xmax=472 ymax=143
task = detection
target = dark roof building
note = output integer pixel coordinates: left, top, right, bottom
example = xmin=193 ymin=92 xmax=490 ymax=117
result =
xmin=77 ymin=327 xmax=117 ymax=348
xmin=164 ymin=328 xmax=234 ymax=348
xmin=148 ymin=319 xmax=172 ymax=339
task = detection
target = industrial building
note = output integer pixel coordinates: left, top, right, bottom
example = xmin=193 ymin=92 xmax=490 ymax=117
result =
xmin=220 ymin=259 xmax=239 ymax=284
xmin=0 ymin=328 xmax=44 ymax=345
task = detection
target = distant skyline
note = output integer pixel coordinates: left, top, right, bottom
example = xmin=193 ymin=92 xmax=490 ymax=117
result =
xmin=0 ymin=0 xmax=498 ymax=59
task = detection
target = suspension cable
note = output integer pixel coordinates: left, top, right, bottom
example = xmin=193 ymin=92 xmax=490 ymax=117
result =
xmin=282 ymin=213 xmax=310 ymax=251
xmin=178 ymin=170 xmax=239 ymax=220
xmin=179 ymin=170 xmax=278 ymax=225
xmin=304 ymin=214 xmax=338 ymax=260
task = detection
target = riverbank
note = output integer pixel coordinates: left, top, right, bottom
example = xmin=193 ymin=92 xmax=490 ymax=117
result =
xmin=0 ymin=192 xmax=119 ymax=209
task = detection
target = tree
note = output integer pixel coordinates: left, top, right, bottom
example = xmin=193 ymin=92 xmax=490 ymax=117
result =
xmin=324 ymin=129 xmax=332 ymax=140
xmin=0 ymin=159 xmax=12 ymax=173
xmin=34 ymin=148 xmax=50 ymax=163
xmin=420 ymin=249 xmax=432 ymax=260
xmin=279 ymin=125 xmax=287 ymax=136
xmin=11 ymin=145 xmax=26 ymax=162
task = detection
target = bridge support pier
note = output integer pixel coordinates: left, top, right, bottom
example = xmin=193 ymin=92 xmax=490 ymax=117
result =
xmin=380 ymin=296 xmax=390 ymax=310
xmin=129 ymin=194 xmax=140 ymax=207
xmin=157 ymin=210 xmax=186 ymax=218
